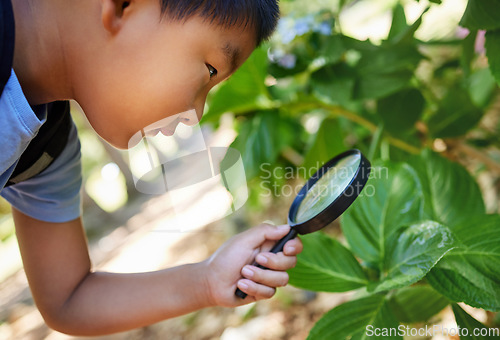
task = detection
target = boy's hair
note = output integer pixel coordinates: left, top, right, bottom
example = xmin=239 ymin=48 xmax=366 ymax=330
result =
xmin=159 ymin=0 xmax=280 ymax=46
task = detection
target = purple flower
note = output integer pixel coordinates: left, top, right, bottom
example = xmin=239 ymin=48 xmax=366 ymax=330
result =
xmin=314 ymin=21 xmax=332 ymax=35
xmin=278 ymin=54 xmax=297 ymax=69
xmin=475 ymin=30 xmax=486 ymax=54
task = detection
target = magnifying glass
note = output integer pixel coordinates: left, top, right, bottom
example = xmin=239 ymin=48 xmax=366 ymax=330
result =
xmin=235 ymin=149 xmax=371 ymax=299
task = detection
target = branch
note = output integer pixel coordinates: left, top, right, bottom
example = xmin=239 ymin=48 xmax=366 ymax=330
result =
xmin=280 ymin=100 xmax=421 ymax=155
xmin=456 ymin=142 xmax=500 ymax=175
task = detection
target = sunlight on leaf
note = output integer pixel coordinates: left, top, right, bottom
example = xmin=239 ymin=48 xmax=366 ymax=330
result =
xmin=342 ymin=162 xmax=423 ymax=268
xmin=427 ymin=215 xmax=500 ymax=311
xmin=370 ymin=221 xmax=456 ymax=293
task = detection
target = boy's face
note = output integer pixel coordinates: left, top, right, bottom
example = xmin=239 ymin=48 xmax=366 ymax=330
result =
xmin=76 ymin=4 xmax=256 ymax=149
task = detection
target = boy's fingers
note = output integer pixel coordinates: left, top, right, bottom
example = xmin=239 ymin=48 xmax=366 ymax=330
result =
xmin=255 ymin=252 xmax=297 ymax=271
xmin=241 ymin=265 xmax=289 ymax=287
xmin=283 ymin=238 xmax=303 ymax=256
xmin=265 ymin=224 xmax=291 ymax=240
xmin=236 ymin=279 xmax=276 ymax=300
xmin=239 ymin=224 xmax=291 ymax=248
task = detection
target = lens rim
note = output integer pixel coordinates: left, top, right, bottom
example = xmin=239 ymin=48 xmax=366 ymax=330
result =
xmin=288 ymin=149 xmax=371 ymax=234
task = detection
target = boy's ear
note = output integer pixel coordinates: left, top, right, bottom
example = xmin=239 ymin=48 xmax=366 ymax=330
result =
xmin=101 ymin=0 xmax=131 ymax=34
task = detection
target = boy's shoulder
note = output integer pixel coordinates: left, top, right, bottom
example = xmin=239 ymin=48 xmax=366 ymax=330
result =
xmin=1 ymin=0 xmax=72 ymax=187
xmin=0 ymin=71 xmax=82 ymax=222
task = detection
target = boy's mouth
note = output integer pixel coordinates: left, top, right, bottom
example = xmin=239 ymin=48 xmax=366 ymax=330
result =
xmin=159 ymin=127 xmax=175 ymax=136
xmin=144 ymin=128 xmax=175 ymax=137
xmin=144 ymin=120 xmax=179 ymax=137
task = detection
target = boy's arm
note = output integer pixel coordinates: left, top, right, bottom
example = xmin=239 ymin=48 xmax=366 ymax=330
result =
xmin=13 ymin=207 xmax=211 ymax=335
xmin=13 ymin=207 xmax=302 ymax=336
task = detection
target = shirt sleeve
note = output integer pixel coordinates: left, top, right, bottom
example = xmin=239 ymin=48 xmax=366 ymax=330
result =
xmin=1 ymin=122 xmax=82 ymax=222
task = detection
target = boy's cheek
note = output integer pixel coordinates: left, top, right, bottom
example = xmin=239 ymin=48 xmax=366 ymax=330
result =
xmin=81 ymin=89 xmax=199 ymax=150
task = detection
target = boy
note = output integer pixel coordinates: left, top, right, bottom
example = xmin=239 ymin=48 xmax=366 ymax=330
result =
xmin=0 ymin=0 xmax=303 ymax=336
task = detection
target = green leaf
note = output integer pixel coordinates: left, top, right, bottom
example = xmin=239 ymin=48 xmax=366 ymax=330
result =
xmin=485 ymin=30 xmax=500 ymax=86
xmin=427 ymin=214 xmax=500 ymax=311
xmin=353 ymin=41 xmax=422 ymax=100
xmin=307 ymin=294 xmax=402 ymax=340
xmin=205 ymin=47 xmax=271 ymax=120
xmin=230 ymin=111 xmax=292 ymax=179
xmin=319 ymin=34 xmax=345 ymax=65
xmin=288 ymin=232 xmax=368 ymax=293
xmin=388 ymin=5 xmax=426 ymax=45
xmin=461 ymin=30 xmax=477 ymax=78
xmin=388 ymin=285 xmax=449 ymax=323
xmin=409 ymin=150 xmax=485 ymax=228
xmin=341 ymin=35 xmax=378 ymax=52
xmin=459 ymin=0 xmax=500 ymax=31
xmin=371 ymin=221 xmax=456 ymax=293
xmin=302 ymin=118 xmax=345 ymax=175
xmin=342 ymin=162 xmax=423 ymax=268
xmin=354 ymin=70 xmax=414 ymax=100
xmin=388 ymin=4 xmax=408 ymax=42
xmin=452 ymin=304 xmax=499 ymax=339
xmin=376 ymin=88 xmax=425 ymax=135
xmin=356 ymin=44 xmax=422 ymax=75
xmin=427 ymin=86 xmax=483 ymax=138
xmin=311 ymin=63 xmax=356 ymax=105
xmin=468 ymin=67 xmax=498 ymax=108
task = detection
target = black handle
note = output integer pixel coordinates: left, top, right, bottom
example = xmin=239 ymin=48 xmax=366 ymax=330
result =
xmin=235 ymin=228 xmax=298 ymax=299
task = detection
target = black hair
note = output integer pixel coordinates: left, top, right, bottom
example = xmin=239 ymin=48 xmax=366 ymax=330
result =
xmin=159 ymin=0 xmax=280 ymax=46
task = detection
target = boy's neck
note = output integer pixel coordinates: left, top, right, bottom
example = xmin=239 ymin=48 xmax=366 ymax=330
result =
xmin=12 ymin=0 xmax=85 ymax=105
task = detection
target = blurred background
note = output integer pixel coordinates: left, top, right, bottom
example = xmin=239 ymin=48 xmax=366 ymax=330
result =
xmin=1 ymin=0 xmax=499 ymax=339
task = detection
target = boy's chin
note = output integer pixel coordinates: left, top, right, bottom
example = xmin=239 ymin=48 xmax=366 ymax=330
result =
xmin=108 ymin=140 xmax=130 ymax=150
xmin=95 ymin=130 xmax=133 ymax=150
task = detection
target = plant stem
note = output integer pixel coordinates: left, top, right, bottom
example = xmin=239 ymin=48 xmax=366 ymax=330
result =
xmin=368 ymin=124 xmax=384 ymax=160
xmin=281 ymin=100 xmax=421 ymax=155
xmin=281 ymin=146 xmax=304 ymax=166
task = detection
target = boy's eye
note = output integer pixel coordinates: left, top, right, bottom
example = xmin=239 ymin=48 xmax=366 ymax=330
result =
xmin=207 ymin=64 xmax=218 ymax=78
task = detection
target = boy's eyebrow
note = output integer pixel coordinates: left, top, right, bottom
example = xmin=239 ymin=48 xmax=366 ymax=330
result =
xmin=221 ymin=43 xmax=241 ymax=74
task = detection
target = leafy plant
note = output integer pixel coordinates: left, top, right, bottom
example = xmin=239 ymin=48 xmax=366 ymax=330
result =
xmin=203 ymin=0 xmax=500 ymax=337
xmin=290 ymin=150 xmax=499 ymax=338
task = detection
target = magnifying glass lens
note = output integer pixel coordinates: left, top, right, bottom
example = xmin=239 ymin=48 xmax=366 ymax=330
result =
xmin=294 ymin=153 xmax=361 ymax=224
xmin=235 ymin=150 xmax=370 ymax=299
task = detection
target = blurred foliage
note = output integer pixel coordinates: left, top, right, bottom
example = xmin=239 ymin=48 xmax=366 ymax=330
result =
xmin=203 ymin=0 xmax=500 ymax=337
xmin=205 ymin=0 xmax=499 ymax=207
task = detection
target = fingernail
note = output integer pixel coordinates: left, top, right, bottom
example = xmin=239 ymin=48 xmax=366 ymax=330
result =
xmin=287 ymin=246 xmax=296 ymax=254
xmin=256 ymin=254 xmax=268 ymax=264
xmin=278 ymin=225 xmax=289 ymax=230
xmin=238 ymin=281 xmax=248 ymax=289
xmin=242 ymin=266 xmax=254 ymax=278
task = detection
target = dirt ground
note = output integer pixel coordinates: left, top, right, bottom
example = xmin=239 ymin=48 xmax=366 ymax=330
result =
xmin=0 ymin=184 xmax=356 ymax=340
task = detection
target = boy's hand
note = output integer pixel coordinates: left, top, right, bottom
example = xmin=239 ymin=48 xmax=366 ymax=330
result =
xmin=202 ymin=224 xmax=303 ymax=307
